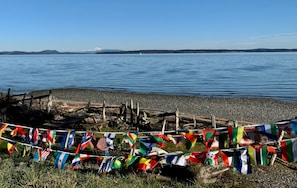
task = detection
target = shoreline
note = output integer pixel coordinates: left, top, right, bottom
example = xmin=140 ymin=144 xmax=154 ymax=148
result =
xmin=28 ymin=88 xmax=297 ymax=124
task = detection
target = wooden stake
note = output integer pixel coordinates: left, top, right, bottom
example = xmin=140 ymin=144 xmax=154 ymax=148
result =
xmin=136 ymin=102 xmax=140 ymax=125
xmin=130 ymin=99 xmax=134 ymax=126
xmin=39 ymin=98 xmax=42 ymax=110
xmin=162 ymin=119 xmax=166 ymax=134
xmin=130 ymin=99 xmax=134 ymax=109
xmin=124 ymin=101 xmax=128 ymax=122
xmin=22 ymin=93 xmax=26 ymax=104
xmin=193 ymin=115 xmax=196 ymax=128
xmin=6 ymin=88 xmax=10 ymax=106
xmin=29 ymin=95 xmax=33 ymax=109
xmin=102 ymin=100 xmax=106 ymax=122
xmin=175 ymin=108 xmax=179 ymax=132
xmin=270 ymin=130 xmax=284 ymax=166
xmin=211 ymin=115 xmax=216 ymax=128
xmin=136 ymin=102 xmax=139 ymax=116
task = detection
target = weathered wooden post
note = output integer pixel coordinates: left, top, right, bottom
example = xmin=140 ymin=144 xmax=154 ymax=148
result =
xmin=136 ymin=102 xmax=140 ymax=125
xmin=193 ymin=115 xmax=196 ymax=128
xmin=175 ymin=108 xmax=179 ymax=132
xmin=39 ymin=98 xmax=42 ymax=110
xmin=22 ymin=93 xmax=26 ymax=104
xmin=211 ymin=115 xmax=216 ymax=128
xmin=46 ymin=90 xmax=53 ymax=113
xmin=6 ymin=88 xmax=11 ymax=106
xmin=124 ymin=101 xmax=128 ymax=122
xmin=162 ymin=119 xmax=166 ymax=134
xmin=29 ymin=95 xmax=33 ymax=109
xmin=102 ymin=100 xmax=106 ymax=122
xmin=130 ymin=99 xmax=134 ymax=126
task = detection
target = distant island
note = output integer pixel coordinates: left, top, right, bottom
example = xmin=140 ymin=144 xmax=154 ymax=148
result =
xmin=1 ymin=48 xmax=297 ymax=55
xmin=0 ymin=50 xmax=79 ymax=55
xmin=96 ymin=48 xmax=297 ymax=54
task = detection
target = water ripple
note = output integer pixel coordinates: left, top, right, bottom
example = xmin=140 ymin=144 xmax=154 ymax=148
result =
xmin=1 ymin=53 xmax=297 ymax=101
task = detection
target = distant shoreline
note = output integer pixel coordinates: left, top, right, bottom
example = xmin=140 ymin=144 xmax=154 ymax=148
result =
xmin=1 ymin=48 xmax=297 ymax=55
xmin=96 ymin=48 xmax=297 ymax=54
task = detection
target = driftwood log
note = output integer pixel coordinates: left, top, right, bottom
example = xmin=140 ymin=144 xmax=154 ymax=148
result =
xmin=1 ymin=89 xmax=255 ymax=132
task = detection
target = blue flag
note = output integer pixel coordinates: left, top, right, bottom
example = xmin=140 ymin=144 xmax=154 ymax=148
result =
xmin=55 ymin=152 xmax=69 ymax=170
xmin=234 ymin=147 xmax=252 ymax=174
xmin=139 ymin=137 xmax=157 ymax=156
xmin=60 ymin=131 xmax=75 ymax=149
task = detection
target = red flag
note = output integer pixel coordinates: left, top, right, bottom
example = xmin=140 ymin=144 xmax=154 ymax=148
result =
xmin=201 ymin=129 xmax=216 ymax=148
xmin=188 ymin=151 xmax=206 ymax=163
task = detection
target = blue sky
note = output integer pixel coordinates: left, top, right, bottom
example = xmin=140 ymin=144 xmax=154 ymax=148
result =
xmin=1 ymin=0 xmax=297 ymax=51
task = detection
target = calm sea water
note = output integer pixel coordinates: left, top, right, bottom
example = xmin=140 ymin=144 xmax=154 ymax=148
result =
xmin=1 ymin=53 xmax=297 ymax=101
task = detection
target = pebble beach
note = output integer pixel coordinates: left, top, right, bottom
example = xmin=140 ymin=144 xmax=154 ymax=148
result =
xmin=29 ymin=88 xmax=297 ymax=124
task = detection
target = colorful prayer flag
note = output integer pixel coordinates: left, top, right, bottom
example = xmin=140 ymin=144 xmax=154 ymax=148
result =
xmin=167 ymin=134 xmax=177 ymax=144
xmin=10 ymin=126 xmax=27 ymax=138
xmin=29 ymin=128 xmax=39 ymax=145
xmin=258 ymin=124 xmax=278 ymax=140
xmin=220 ymin=150 xmax=234 ymax=168
xmin=75 ymin=144 xmax=81 ymax=154
xmin=98 ymin=157 xmax=115 ymax=174
xmin=33 ymin=148 xmax=43 ymax=162
xmin=112 ymin=156 xmax=125 ymax=169
xmin=71 ymin=153 xmax=90 ymax=170
xmin=137 ymin=157 xmax=151 ymax=171
xmin=248 ymin=144 xmax=268 ymax=166
xmin=280 ymin=138 xmax=297 ymax=162
xmin=228 ymin=126 xmax=244 ymax=144
xmin=188 ymin=151 xmax=207 ymax=163
xmin=166 ymin=153 xmax=187 ymax=166
xmin=234 ymin=147 xmax=252 ymax=174
xmin=80 ymin=153 xmax=90 ymax=161
xmin=123 ymin=132 xmax=137 ymax=149
xmin=33 ymin=148 xmax=50 ymax=162
xmin=22 ymin=145 xmax=31 ymax=157
xmin=152 ymin=134 xmax=166 ymax=148
xmin=183 ymin=131 xmax=197 ymax=150
xmin=46 ymin=130 xmax=56 ymax=148
xmin=10 ymin=127 xmax=18 ymax=136
xmin=148 ymin=157 xmax=159 ymax=170
xmin=7 ymin=140 xmax=17 ymax=155
xmin=0 ymin=123 xmax=8 ymax=137
xmin=60 ymin=131 xmax=75 ymax=149
xmin=125 ymin=155 xmax=139 ymax=167
xmin=290 ymin=120 xmax=297 ymax=136
xmin=55 ymin=152 xmax=69 ymax=170
xmin=204 ymin=150 xmax=219 ymax=166
xmin=104 ymin=133 xmax=116 ymax=150
xmin=71 ymin=154 xmax=81 ymax=170
xmin=80 ymin=132 xmax=93 ymax=151
xmin=201 ymin=129 xmax=217 ymax=148
xmin=139 ymin=137 xmax=157 ymax=155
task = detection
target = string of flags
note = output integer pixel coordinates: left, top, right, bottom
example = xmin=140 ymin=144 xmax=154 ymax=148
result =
xmin=0 ymin=118 xmax=297 ymax=175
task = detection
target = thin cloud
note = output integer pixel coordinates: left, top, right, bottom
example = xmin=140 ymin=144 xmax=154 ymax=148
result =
xmin=249 ymin=33 xmax=297 ymax=40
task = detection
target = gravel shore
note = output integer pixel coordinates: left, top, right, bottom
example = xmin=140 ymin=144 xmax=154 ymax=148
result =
xmin=29 ymin=88 xmax=297 ymax=124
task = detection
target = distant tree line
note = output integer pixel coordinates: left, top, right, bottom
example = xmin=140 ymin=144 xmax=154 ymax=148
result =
xmin=96 ymin=48 xmax=297 ymax=54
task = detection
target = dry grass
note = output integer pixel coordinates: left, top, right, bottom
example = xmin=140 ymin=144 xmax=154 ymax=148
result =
xmin=0 ymin=151 xmax=202 ymax=188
